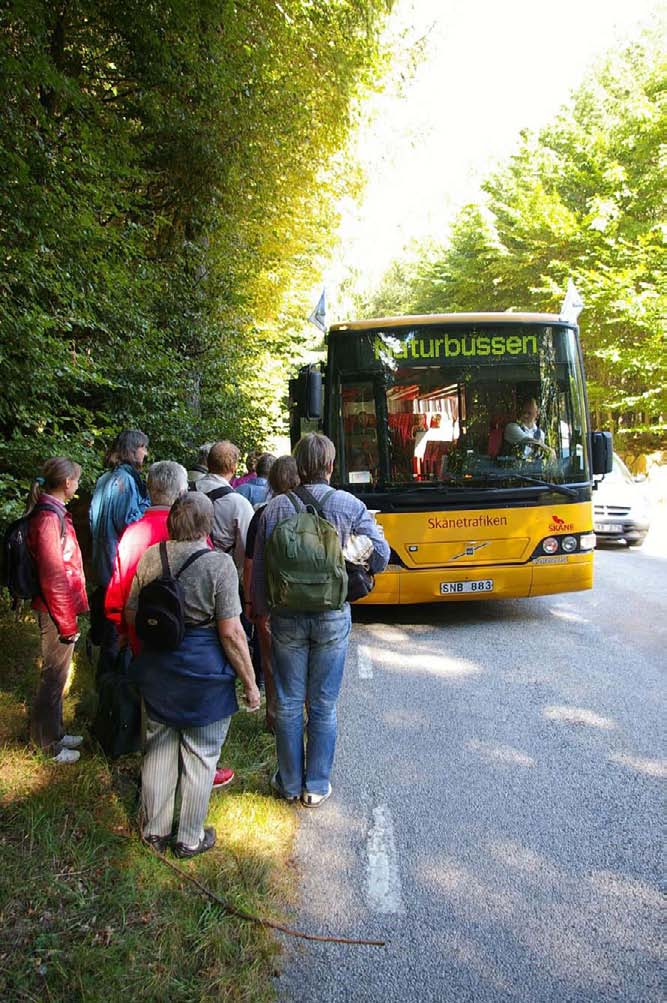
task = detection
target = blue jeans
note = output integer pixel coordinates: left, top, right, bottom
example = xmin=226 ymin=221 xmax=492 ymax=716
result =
xmin=271 ymin=607 xmax=351 ymax=796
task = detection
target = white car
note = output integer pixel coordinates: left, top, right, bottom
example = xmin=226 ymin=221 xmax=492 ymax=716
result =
xmin=593 ymin=453 xmax=652 ymax=547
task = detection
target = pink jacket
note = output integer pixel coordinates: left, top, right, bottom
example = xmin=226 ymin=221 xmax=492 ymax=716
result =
xmin=28 ymin=496 xmax=88 ymax=636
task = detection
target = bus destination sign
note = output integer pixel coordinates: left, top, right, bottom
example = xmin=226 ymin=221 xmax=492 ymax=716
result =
xmin=373 ymin=330 xmax=539 ymax=364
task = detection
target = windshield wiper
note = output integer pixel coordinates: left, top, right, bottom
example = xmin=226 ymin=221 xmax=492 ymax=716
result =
xmin=386 ymin=482 xmax=468 ymax=493
xmin=497 ymin=473 xmax=579 ymax=498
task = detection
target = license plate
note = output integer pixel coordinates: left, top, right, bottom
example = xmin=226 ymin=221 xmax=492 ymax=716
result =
xmin=594 ymin=522 xmax=623 ymax=533
xmin=440 ymin=579 xmax=494 ymax=595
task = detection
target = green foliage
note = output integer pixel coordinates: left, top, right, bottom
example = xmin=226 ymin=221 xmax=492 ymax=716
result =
xmin=0 ymin=0 xmax=393 ymax=515
xmin=373 ymin=29 xmax=666 ymax=446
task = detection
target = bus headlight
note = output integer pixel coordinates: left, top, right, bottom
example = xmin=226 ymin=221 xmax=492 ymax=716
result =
xmin=543 ymin=537 xmax=559 ymax=554
xmin=579 ymin=533 xmax=596 ymax=551
xmin=561 ymin=536 xmax=578 ymax=553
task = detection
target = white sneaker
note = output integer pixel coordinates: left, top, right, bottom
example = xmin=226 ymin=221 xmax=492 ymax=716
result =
xmin=60 ymin=735 xmax=83 ymax=750
xmin=301 ymin=783 xmax=332 ymax=808
xmin=52 ymin=748 xmax=80 ymax=765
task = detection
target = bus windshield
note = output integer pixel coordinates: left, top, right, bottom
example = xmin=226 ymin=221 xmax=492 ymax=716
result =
xmin=330 ymin=321 xmax=590 ymax=489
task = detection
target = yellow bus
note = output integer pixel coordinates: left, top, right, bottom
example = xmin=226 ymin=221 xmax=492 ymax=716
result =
xmin=290 ymin=313 xmax=613 ymax=604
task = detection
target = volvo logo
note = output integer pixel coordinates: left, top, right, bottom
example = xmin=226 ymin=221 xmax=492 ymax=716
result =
xmin=451 ymin=541 xmax=489 ymax=561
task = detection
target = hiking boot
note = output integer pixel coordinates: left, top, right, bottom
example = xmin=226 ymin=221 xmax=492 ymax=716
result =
xmin=301 ymin=784 xmax=332 ymax=808
xmin=173 ymin=827 xmax=216 ymax=859
xmin=270 ymin=770 xmax=298 ymax=804
xmin=52 ymin=748 xmax=80 ymax=765
xmin=212 ymin=767 xmax=234 ymax=790
xmin=60 ymin=735 xmax=83 ymax=750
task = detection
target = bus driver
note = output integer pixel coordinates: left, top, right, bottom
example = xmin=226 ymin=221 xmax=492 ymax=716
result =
xmin=503 ymin=397 xmax=555 ymax=460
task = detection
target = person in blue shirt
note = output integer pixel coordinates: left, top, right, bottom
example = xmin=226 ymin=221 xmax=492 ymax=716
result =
xmin=236 ymin=453 xmax=276 ymax=508
xmin=252 ymin=434 xmax=390 ymax=808
xmin=90 ymin=430 xmax=150 ymax=587
xmin=89 ymin=429 xmax=150 ymax=677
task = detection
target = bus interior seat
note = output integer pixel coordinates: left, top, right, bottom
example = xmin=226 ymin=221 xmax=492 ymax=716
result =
xmin=423 ymin=441 xmax=449 ymax=477
xmin=487 ymin=417 xmax=507 ymax=459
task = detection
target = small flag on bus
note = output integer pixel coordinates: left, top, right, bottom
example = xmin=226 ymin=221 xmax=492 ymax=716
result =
xmin=308 ymin=289 xmax=327 ymax=332
xmin=559 ymin=279 xmax=584 ymax=323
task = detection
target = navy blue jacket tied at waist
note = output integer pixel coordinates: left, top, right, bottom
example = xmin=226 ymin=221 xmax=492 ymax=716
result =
xmin=130 ymin=626 xmax=238 ymax=728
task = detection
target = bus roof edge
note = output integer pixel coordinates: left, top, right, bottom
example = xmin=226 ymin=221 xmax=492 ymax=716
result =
xmin=329 ymin=313 xmax=570 ymax=332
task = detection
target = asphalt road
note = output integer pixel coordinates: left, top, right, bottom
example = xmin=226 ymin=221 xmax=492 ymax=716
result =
xmin=275 ymin=517 xmax=665 ymax=1003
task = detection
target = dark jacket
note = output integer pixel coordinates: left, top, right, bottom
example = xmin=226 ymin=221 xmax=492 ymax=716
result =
xmin=27 ymin=495 xmax=88 ymax=636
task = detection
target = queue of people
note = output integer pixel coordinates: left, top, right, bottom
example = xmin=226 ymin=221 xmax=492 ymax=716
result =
xmin=23 ymin=429 xmax=389 ymax=858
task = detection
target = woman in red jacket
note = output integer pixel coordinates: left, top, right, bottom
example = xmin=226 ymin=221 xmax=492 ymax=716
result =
xmin=26 ymin=457 xmax=89 ymax=763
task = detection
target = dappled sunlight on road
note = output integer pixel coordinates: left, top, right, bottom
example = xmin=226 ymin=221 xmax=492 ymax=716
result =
xmin=588 ymin=868 xmax=664 ymax=907
xmin=543 ymin=705 xmax=617 ymax=729
xmin=466 ymin=740 xmax=535 ymax=768
xmin=489 ymin=840 xmax=560 ymax=880
xmin=431 ymin=930 xmax=512 ymax=993
xmin=549 ymin=606 xmax=590 ymax=625
xmin=381 ymin=707 xmax=431 ymax=729
xmin=341 ymin=533 xmax=663 ymax=1001
xmin=363 ymin=624 xmax=410 ymax=644
xmin=371 ymin=645 xmax=482 ymax=678
xmin=416 ymin=841 xmax=661 ymax=991
xmin=609 ymin=752 xmax=667 ymax=778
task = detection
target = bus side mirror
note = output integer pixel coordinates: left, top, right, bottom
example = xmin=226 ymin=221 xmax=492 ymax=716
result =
xmin=591 ymin=431 xmax=613 ymax=475
xmin=300 ymin=364 xmax=322 ymax=420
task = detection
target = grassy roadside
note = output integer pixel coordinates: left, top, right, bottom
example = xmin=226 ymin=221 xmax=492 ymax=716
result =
xmin=0 ymin=598 xmax=297 ymax=1002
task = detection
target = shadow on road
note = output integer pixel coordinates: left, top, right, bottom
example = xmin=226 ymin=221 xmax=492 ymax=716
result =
xmin=353 ymin=596 xmax=548 ymax=630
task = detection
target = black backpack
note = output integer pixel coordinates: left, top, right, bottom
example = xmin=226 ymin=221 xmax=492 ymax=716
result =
xmin=92 ymin=646 xmax=142 ymax=759
xmin=2 ymin=502 xmax=65 ymax=607
xmin=135 ymin=542 xmax=211 ymax=651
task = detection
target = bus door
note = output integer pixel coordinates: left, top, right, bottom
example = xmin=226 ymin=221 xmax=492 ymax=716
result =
xmin=337 ymin=379 xmax=381 ymax=485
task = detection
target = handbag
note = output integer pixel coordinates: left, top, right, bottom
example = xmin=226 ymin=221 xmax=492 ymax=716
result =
xmin=345 ymin=561 xmax=375 ymax=602
xmin=344 ymin=533 xmax=375 ymax=602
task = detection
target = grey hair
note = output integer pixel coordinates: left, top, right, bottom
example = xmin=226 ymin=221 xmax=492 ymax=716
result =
xmin=167 ymin=491 xmax=213 ymax=541
xmin=293 ymin=433 xmax=335 ymax=483
xmin=147 ymin=461 xmax=188 ymax=506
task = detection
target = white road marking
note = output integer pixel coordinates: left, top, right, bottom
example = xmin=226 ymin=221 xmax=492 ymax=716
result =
xmin=357 ymin=644 xmax=374 ymax=679
xmin=366 ymin=804 xmax=404 ymax=913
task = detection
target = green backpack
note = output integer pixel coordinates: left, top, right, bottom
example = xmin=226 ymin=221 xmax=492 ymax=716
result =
xmin=265 ymin=488 xmax=348 ymax=612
